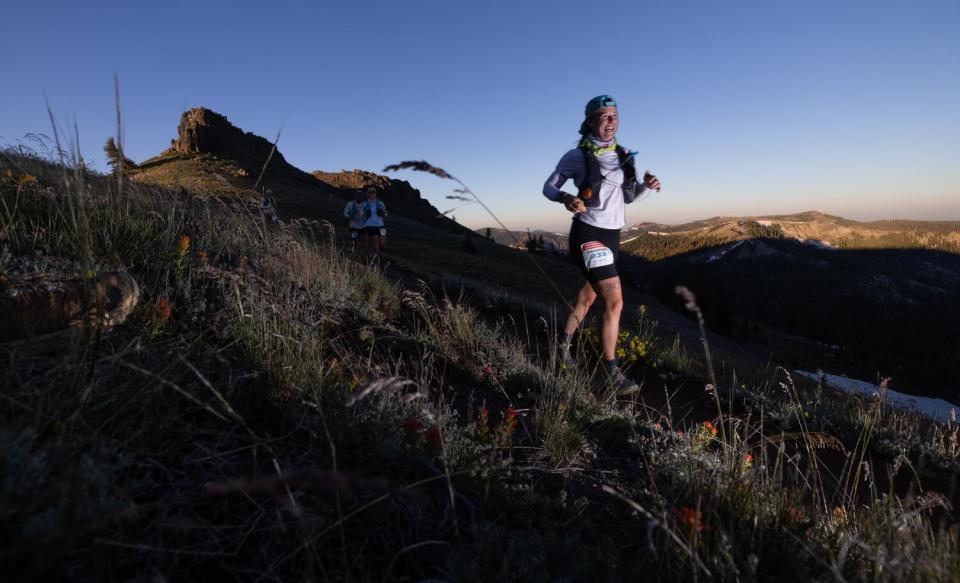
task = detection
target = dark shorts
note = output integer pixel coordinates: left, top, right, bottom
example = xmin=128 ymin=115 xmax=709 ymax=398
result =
xmin=568 ymin=218 xmax=620 ymax=283
xmin=363 ymin=226 xmax=384 ymax=237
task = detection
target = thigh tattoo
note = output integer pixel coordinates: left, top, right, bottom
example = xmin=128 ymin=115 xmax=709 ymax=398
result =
xmin=599 ymin=280 xmax=621 ymax=292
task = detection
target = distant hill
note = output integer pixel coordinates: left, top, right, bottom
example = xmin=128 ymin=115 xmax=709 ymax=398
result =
xmin=475 ymin=227 xmax=569 ymax=250
xmin=130 ymin=107 xmax=468 ymax=233
xmin=481 ymin=210 xmax=960 ymax=258
xmin=623 ymin=211 xmax=960 ymax=260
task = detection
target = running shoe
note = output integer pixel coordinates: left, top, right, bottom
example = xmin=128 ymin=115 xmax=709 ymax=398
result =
xmin=608 ymin=367 xmax=640 ymax=396
xmin=559 ymin=343 xmax=576 ymax=369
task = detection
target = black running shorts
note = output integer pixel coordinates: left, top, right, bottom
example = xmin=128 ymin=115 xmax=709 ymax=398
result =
xmin=568 ymin=218 xmax=620 ymax=283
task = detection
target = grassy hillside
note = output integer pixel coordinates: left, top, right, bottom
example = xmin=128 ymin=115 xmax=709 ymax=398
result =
xmin=2 ymin=149 xmax=959 ymax=581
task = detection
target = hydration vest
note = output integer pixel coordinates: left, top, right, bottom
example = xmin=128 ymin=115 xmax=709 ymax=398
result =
xmin=576 ymin=145 xmax=643 ymax=207
xmin=362 ymin=200 xmax=384 ymax=218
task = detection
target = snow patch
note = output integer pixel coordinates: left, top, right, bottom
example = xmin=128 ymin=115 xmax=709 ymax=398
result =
xmin=800 ymin=239 xmax=837 ymax=250
xmin=795 ymin=370 xmax=959 ymax=423
xmin=706 ymin=239 xmax=745 ymax=263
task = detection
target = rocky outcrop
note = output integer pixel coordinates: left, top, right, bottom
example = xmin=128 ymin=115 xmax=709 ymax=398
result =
xmin=0 ymin=272 xmax=140 ymax=343
xmin=164 ymin=108 xmax=299 ymax=178
xmin=142 ymin=107 xmax=467 ymax=233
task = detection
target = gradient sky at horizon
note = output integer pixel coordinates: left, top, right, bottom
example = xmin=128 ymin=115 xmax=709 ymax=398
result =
xmin=3 ymin=0 xmax=958 ymax=231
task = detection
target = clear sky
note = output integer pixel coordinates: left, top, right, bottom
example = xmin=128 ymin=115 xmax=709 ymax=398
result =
xmin=3 ymin=0 xmax=958 ymax=231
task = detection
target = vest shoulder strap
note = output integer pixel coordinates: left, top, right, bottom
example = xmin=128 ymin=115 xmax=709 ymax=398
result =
xmin=578 ymin=145 xmax=601 ymax=188
xmin=616 ymin=145 xmax=638 ymax=182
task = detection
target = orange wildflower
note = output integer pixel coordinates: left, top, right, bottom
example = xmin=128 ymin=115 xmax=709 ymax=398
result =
xmin=786 ymin=505 xmax=806 ymax=525
xmin=196 ymin=249 xmax=209 ymax=266
xmin=833 ymin=506 xmax=847 ymax=525
xmin=177 ymin=235 xmax=191 ymax=257
xmin=155 ymin=297 xmax=172 ymax=323
xmin=702 ymin=420 xmax=718 ymax=438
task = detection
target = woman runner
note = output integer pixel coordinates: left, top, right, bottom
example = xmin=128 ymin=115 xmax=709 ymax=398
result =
xmin=542 ymin=95 xmax=661 ymax=395
xmin=361 ymin=186 xmax=388 ymax=259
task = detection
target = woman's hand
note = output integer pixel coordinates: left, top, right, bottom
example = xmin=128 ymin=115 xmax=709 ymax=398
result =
xmin=562 ymin=193 xmax=586 ymax=214
xmin=643 ymin=172 xmax=661 ymax=192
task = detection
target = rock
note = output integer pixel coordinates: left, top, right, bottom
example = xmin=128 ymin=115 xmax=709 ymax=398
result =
xmin=165 ymin=108 xmax=297 ymax=177
xmin=0 ymin=271 xmax=140 ymax=343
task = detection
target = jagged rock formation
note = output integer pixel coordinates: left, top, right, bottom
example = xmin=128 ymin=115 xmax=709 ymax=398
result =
xmin=162 ymin=108 xmax=300 ymax=178
xmin=134 ymin=106 xmax=469 ymax=233
xmin=0 ymin=272 xmax=140 ymax=344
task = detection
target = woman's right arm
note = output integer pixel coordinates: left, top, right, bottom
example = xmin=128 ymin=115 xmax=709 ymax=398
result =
xmin=543 ymin=150 xmax=586 ymax=213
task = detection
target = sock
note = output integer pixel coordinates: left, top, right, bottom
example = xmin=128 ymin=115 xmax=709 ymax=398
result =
xmin=561 ymin=333 xmax=574 ymax=348
xmin=604 ymin=358 xmax=619 ymax=371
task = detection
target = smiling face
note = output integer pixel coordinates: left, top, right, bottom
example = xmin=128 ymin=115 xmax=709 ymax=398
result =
xmin=589 ymin=106 xmax=619 ymax=141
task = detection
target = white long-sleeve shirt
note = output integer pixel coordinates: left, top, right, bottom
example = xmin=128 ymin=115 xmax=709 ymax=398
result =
xmin=343 ymin=201 xmax=365 ymax=229
xmin=543 ymin=142 xmax=647 ymax=231
xmin=361 ymin=199 xmax=387 ymax=228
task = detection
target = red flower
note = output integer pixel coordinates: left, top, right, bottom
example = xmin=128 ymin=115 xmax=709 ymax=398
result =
xmin=155 ymin=297 xmax=172 ymax=323
xmin=743 ymin=453 xmax=753 ymax=467
xmin=196 ymin=249 xmax=209 ymax=266
xmin=424 ymin=425 xmax=443 ymax=449
xmin=676 ymin=506 xmax=704 ymax=534
xmin=496 ymin=407 xmax=518 ymax=447
xmin=786 ymin=505 xmax=806 ymax=524
xmin=476 ymin=407 xmax=489 ymax=436
xmin=702 ymin=420 xmax=718 ymax=438
xmin=504 ymin=406 xmax=518 ymax=433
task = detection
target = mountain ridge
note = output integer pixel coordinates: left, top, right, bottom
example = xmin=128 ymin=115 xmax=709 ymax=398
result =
xmin=480 ymin=210 xmax=960 ymax=256
xmin=129 ymin=107 xmax=469 ymax=233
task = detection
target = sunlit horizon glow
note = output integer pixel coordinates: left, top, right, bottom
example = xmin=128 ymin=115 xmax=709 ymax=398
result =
xmin=2 ymin=0 xmax=958 ymax=232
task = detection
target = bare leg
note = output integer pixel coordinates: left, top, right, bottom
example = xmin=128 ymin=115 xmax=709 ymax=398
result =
xmin=564 ymin=280 xmax=597 ymax=336
xmin=592 ymin=276 xmax=623 ymax=361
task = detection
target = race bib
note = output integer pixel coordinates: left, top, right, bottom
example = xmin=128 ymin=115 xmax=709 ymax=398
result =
xmin=581 ymin=241 xmax=614 ymax=270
